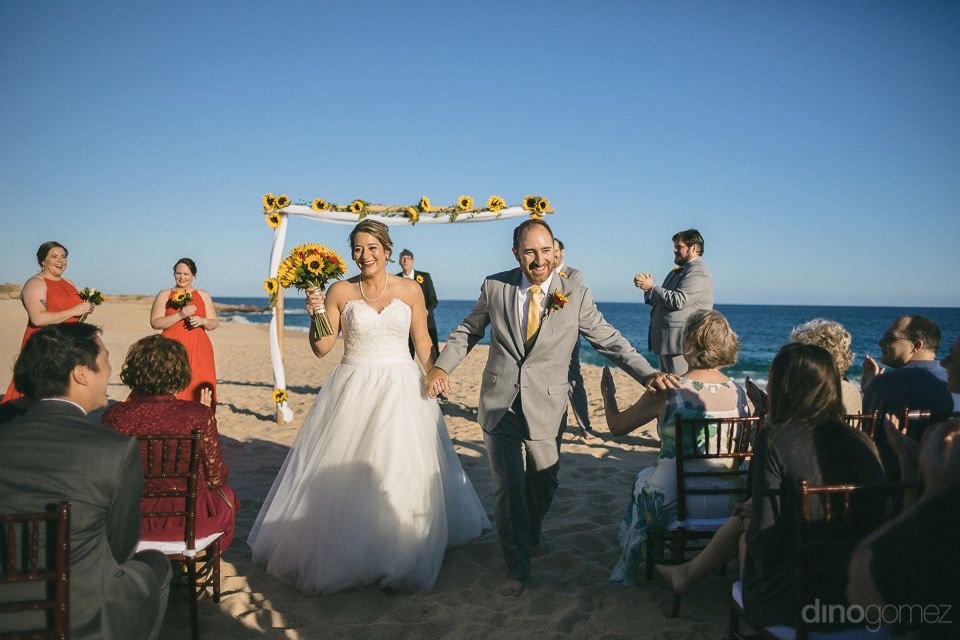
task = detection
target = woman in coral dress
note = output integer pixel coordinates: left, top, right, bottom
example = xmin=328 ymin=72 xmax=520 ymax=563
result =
xmin=103 ymin=335 xmax=238 ymax=549
xmin=2 ymin=241 xmax=95 ymax=404
xmin=150 ymin=258 xmax=219 ymax=406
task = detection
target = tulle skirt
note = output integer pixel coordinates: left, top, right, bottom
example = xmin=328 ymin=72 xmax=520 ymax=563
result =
xmin=248 ymin=357 xmax=489 ymax=594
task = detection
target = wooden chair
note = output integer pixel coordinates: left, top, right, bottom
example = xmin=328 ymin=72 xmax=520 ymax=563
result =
xmin=134 ymin=430 xmax=222 ymax=640
xmin=843 ymin=411 xmax=880 ymax=438
xmin=0 ymin=502 xmax=70 ymax=640
xmin=646 ymin=415 xmax=764 ymax=618
xmin=729 ymin=479 xmax=922 ymax=640
xmin=898 ymin=408 xmax=960 ymax=440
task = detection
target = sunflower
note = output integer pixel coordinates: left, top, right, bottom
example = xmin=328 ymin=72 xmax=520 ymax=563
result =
xmin=263 ymin=278 xmax=278 ymax=295
xmin=457 ymin=195 xmax=474 ymax=211
xmin=311 ymin=198 xmax=330 ymax=211
xmin=266 ymin=212 xmax=283 ymax=228
xmin=349 ymin=199 xmax=365 ymax=214
xmin=415 ymin=274 xmax=424 ymax=284
xmin=262 ymin=193 xmax=277 ymax=210
xmin=535 ymin=197 xmax=550 ymax=213
xmin=404 ymin=206 xmax=420 ymax=224
xmin=523 ymin=195 xmax=539 ymax=211
xmin=275 ymin=194 xmax=290 ymax=209
xmin=418 ymin=195 xmax=432 ymax=212
xmin=272 ymin=388 xmax=288 ymax=404
xmin=486 ymin=195 xmax=506 ymax=212
xmin=306 ymin=258 xmax=324 ymax=275
xmin=171 ymin=290 xmax=189 ymax=304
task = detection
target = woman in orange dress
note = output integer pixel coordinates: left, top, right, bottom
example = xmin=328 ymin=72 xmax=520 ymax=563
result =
xmin=2 ymin=241 xmax=96 ymax=404
xmin=149 ymin=258 xmax=219 ymax=406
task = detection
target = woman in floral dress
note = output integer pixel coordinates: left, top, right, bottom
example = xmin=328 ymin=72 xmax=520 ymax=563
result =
xmin=601 ymin=310 xmax=751 ymax=585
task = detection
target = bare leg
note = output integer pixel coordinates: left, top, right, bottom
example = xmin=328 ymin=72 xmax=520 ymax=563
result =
xmin=656 ymin=514 xmax=744 ymax=595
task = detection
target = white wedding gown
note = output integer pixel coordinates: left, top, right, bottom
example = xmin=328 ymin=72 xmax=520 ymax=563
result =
xmin=248 ymin=298 xmax=490 ymax=594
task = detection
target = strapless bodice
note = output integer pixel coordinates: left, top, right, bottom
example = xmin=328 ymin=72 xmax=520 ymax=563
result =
xmin=341 ymin=298 xmax=412 ymax=365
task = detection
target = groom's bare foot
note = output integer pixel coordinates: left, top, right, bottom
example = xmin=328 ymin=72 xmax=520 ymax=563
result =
xmin=498 ymin=578 xmax=526 ymax=597
xmin=655 ymin=563 xmax=691 ymax=596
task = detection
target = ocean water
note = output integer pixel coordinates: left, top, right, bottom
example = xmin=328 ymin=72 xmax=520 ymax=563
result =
xmin=216 ymin=298 xmax=960 ymax=384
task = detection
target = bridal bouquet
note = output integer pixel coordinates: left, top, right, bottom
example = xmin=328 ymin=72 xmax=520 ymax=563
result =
xmin=276 ymin=243 xmax=347 ymax=337
xmin=78 ymin=287 xmax=104 ymax=323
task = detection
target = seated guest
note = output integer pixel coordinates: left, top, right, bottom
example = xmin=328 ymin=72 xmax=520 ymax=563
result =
xmin=861 ymin=315 xmax=957 ymax=477
xmin=847 ymin=411 xmax=960 ymax=639
xmin=602 ymin=310 xmax=751 ymax=585
xmin=742 ymin=343 xmax=885 ymax=629
xmin=102 ymin=335 xmax=238 ymax=550
xmin=0 ymin=323 xmax=171 ymax=640
xmin=789 ymin=318 xmax=862 ymax=414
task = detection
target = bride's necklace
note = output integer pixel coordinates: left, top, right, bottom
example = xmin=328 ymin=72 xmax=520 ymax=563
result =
xmin=359 ymin=275 xmax=388 ymax=302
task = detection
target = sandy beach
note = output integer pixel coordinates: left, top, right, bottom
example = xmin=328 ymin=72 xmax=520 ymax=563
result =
xmin=0 ymin=297 xmax=734 ymax=640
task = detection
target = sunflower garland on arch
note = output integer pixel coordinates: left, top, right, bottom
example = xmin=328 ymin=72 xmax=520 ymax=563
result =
xmin=260 ymin=191 xmax=555 ymax=424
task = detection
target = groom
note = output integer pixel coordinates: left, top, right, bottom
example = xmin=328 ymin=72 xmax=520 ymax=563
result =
xmin=425 ymin=219 xmax=675 ymax=596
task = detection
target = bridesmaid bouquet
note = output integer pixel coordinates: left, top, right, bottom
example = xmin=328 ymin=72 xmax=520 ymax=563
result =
xmin=276 ymin=243 xmax=347 ymax=337
xmin=167 ymin=289 xmax=193 ymax=310
xmin=78 ymin=287 xmax=104 ymax=323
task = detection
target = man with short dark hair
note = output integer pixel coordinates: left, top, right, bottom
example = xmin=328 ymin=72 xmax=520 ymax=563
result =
xmin=634 ymin=228 xmax=714 ymax=375
xmin=0 ymin=323 xmax=171 ymax=640
xmin=862 ymin=315 xmax=958 ymax=476
xmin=398 ymin=248 xmax=440 ymax=359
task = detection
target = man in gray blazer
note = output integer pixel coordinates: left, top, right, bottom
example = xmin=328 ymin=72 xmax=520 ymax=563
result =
xmin=552 ymin=238 xmax=595 ymax=439
xmin=634 ymin=228 xmax=713 ymax=375
xmin=0 ymin=323 xmax=171 ymax=640
xmin=426 ymin=220 xmax=674 ymax=596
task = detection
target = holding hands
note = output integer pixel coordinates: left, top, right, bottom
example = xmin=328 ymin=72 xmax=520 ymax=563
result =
xmin=424 ymin=367 xmax=450 ymax=399
xmin=634 ymin=272 xmax=654 ymax=292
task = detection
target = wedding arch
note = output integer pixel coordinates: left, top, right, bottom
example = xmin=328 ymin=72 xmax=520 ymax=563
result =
xmin=260 ymin=193 xmax=554 ymax=423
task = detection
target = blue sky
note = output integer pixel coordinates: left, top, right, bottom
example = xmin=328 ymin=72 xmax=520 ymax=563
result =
xmin=2 ymin=1 xmax=958 ymax=306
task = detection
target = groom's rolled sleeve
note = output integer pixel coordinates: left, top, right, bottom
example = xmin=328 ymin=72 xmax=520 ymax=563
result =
xmin=435 ymin=281 xmax=490 ymax=375
xmin=577 ymin=287 xmax=655 ymax=382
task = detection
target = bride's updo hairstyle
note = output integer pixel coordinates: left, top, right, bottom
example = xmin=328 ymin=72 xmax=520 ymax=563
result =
xmin=349 ymin=220 xmax=394 ymax=262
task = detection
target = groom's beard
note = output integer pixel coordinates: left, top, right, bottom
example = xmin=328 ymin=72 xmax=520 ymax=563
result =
xmin=527 ymin=262 xmax=550 ymax=284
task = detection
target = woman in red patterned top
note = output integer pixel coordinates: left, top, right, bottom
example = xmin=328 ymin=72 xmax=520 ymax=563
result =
xmin=2 ymin=241 xmax=95 ymax=405
xmin=102 ymin=335 xmax=238 ymax=549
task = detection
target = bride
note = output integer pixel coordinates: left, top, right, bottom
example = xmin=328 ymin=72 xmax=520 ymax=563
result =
xmin=248 ymin=220 xmax=490 ymax=594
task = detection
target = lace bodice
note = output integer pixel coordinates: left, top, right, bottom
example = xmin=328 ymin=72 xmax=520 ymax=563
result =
xmin=341 ymin=298 xmax=412 ymax=365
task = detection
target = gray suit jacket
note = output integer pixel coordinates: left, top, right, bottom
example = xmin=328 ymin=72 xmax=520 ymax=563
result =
xmin=0 ymin=401 xmax=167 ymax=640
xmin=644 ymin=258 xmax=713 ymax=355
xmin=558 ymin=265 xmax=583 ymax=285
xmin=436 ymin=268 xmax=654 ymax=442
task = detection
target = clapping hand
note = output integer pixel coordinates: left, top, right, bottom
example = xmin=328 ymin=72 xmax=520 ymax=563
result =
xmin=199 ymin=387 xmax=213 ymax=407
xmin=860 ymin=355 xmax=883 ymax=391
xmin=634 ymin=272 xmax=654 ymax=292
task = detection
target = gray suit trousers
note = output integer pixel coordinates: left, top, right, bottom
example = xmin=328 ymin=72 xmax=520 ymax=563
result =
xmin=484 ymin=399 xmax=563 ymax=581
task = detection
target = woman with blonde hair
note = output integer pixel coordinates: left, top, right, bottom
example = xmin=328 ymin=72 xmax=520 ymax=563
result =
xmin=789 ymin=318 xmax=861 ymax=414
xmin=602 ymin=310 xmax=751 ymax=584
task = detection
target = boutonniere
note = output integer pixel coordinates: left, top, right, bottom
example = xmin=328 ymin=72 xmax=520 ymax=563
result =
xmin=671 ymin=266 xmax=683 ymax=273
xmin=415 ymin=274 xmax=424 ymax=284
xmin=547 ymin=290 xmax=569 ymax=314
xmin=558 ymin=271 xmax=568 ymax=279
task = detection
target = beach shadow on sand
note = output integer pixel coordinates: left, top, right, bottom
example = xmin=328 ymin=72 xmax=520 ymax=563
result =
xmin=154 ymin=421 xmax=734 ymax=639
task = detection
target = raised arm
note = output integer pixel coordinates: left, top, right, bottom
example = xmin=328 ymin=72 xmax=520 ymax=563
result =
xmin=433 ymin=280 xmax=490 ymax=376
xmin=22 ymin=277 xmax=92 ymax=325
xmin=576 ymin=286 xmax=657 ymax=384
xmin=200 ymin=412 xmax=228 ymax=488
xmin=600 ymin=366 xmax=667 ymax=436
xmin=646 ymin=266 xmax=711 ymax=312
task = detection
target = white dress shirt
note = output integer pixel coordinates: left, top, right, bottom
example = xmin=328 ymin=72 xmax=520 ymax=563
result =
xmin=401 ymin=270 xmax=415 ymax=280
xmin=517 ymin=271 xmax=555 ymax=338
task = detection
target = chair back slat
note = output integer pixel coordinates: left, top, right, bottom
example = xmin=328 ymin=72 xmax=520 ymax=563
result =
xmin=794 ymin=479 xmax=922 ymax=637
xmin=843 ymin=411 xmax=879 ymax=438
xmin=135 ymin=429 xmax=202 ymax=551
xmin=674 ymin=415 xmax=764 ymax=523
xmin=0 ymin=501 xmax=71 ymax=639
xmin=899 ymin=408 xmax=960 ymax=440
